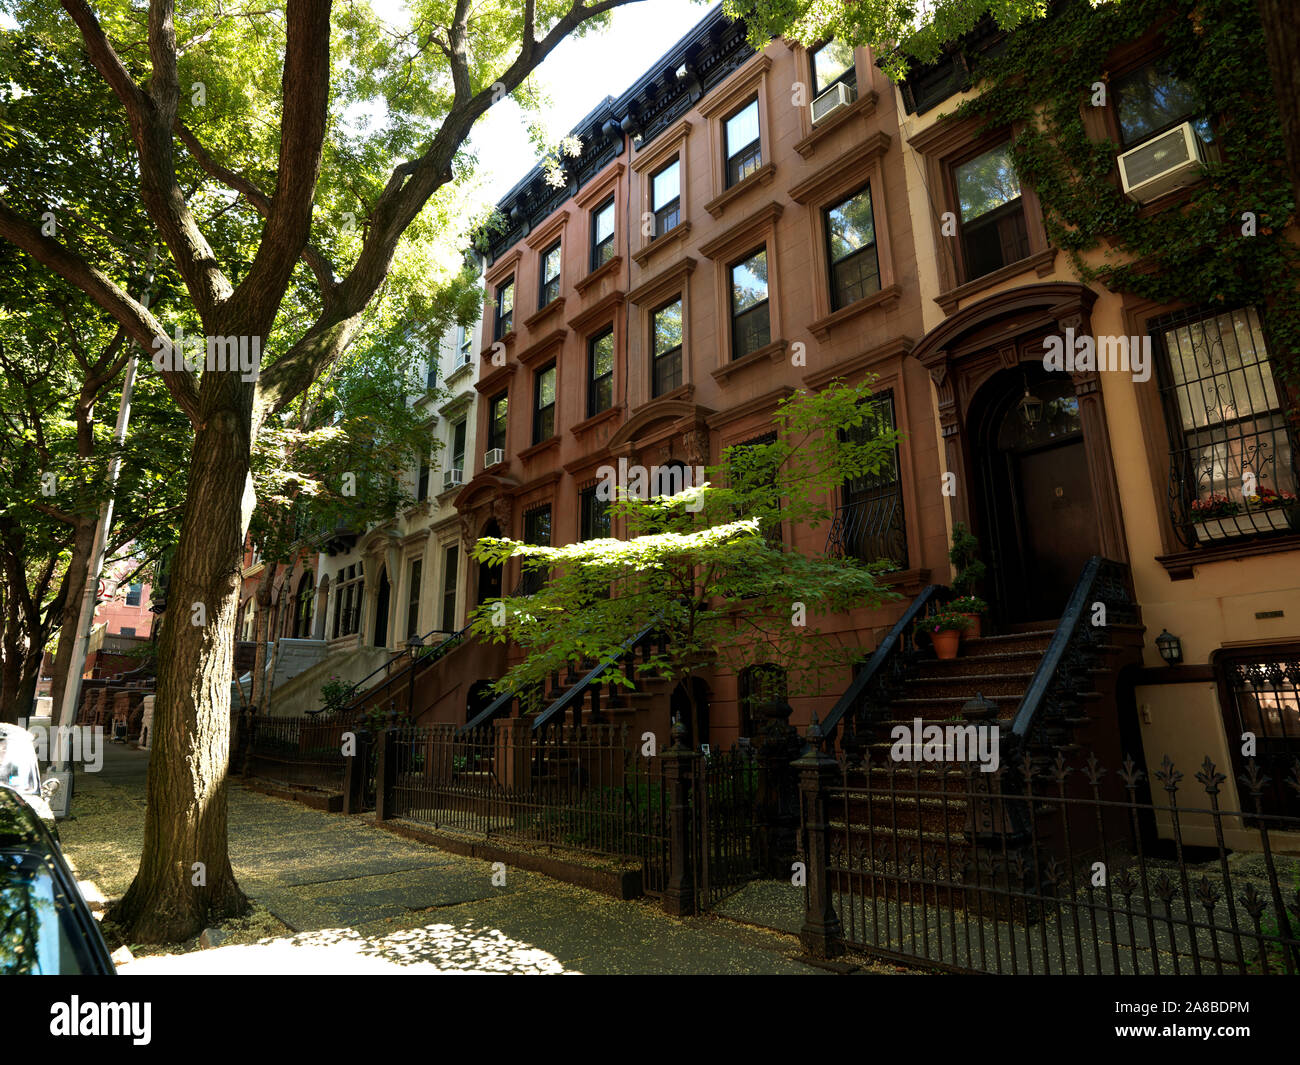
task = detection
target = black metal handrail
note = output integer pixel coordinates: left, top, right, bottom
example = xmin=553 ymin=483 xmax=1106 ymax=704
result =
xmin=821 ymin=584 xmax=951 ymax=743
xmin=459 ymin=616 xmax=664 ymax=735
xmin=307 ymin=621 xmax=474 ymax=718
xmin=530 ymin=617 xmax=662 ymax=732
xmin=1010 ymin=556 xmax=1138 ymax=747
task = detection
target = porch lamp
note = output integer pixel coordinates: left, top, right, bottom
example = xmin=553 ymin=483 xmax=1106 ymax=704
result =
xmin=1017 ymin=377 xmax=1044 ymax=426
xmin=1155 ymin=629 xmax=1183 ymax=666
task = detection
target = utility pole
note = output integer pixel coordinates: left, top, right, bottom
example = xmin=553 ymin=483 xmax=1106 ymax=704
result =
xmin=51 ymin=259 xmax=154 ymax=795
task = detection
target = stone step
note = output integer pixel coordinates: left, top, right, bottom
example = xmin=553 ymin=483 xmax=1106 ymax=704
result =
xmin=901 ymin=671 xmax=1036 ymax=700
xmin=921 ymin=649 xmax=1050 ymax=677
xmin=888 ymin=692 xmax=1022 ymax=718
xmin=960 ymin=630 xmax=1056 ymax=656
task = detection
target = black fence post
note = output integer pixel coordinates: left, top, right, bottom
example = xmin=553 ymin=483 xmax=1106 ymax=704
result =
xmin=661 ymin=721 xmax=699 ymax=917
xmin=794 ymin=718 xmax=844 ymax=959
xmin=375 ymin=726 xmax=397 ymax=821
xmin=342 ymin=727 xmax=370 ymax=815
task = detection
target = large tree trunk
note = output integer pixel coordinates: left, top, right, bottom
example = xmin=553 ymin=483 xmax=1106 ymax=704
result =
xmin=109 ymin=379 xmax=258 ymax=942
xmin=46 ymin=518 xmax=97 ymax=727
xmin=1258 ymin=0 xmax=1300 ymax=205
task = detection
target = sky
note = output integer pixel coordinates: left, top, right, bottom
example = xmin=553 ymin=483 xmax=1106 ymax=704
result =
xmin=374 ymin=0 xmax=720 ymax=206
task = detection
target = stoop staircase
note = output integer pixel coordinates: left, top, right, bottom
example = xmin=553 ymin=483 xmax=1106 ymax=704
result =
xmin=821 ymin=557 xmax=1146 ymax=891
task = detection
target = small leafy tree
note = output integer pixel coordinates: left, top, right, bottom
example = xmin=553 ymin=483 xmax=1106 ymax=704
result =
xmin=469 ymin=381 xmax=905 ymax=741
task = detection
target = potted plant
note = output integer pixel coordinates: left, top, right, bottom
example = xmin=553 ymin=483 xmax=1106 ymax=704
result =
xmin=949 ymin=595 xmax=988 ymax=639
xmin=914 ymin=609 xmax=972 ymax=660
xmin=949 ymin=523 xmax=987 ymax=619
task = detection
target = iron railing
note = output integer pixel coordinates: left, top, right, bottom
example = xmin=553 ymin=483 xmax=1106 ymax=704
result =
xmin=821 ymin=584 xmax=951 ymax=748
xmin=385 ymin=723 xmax=672 ymax=890
xmin=244 ymin=716 xmax=350 ymax=793
xmin=1010 ymin=557 xmax=1140 ymax=752
xmin=798 ymin=744 xmax=1300 ymax=975
xmin=309 ymin=621 xmax=473 ymax=720
xmin=529 ymin=618 xmax=664 ymax=732
xmin=826 ymin=492 xmax=908 ymax=568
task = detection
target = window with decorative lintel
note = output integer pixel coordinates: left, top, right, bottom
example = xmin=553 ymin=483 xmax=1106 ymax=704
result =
xmin=700 ymin=201 xmax=785 ymax=381
xmin=904 ymin=113 xmax=1053 ymax=313
xmin=699 ymin=55 xmax=775 ymax=220
xmin=632 ymin=120 xmax=693 ymax=268
xmin=789 ymin=133 xmax=899 ymax=341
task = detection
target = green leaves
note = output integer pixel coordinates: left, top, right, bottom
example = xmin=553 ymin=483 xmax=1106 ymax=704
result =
xmin=468 ymin=381 xmax=903 ymax=702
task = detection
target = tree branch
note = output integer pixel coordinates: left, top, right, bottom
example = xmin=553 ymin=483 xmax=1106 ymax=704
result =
xmin=175 ymin=120 xmax=340 ymax=306
xmin=0 ymin=202 xmax=202 ymax=423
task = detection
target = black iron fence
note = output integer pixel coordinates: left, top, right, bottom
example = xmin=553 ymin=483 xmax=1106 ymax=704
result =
xmin=244 ymin=716 xmax=349 ymax=794
xmin=373 ymin=723 xmax=673 ymax=890
xmin=794 ymin=738 xmax=1300 ymax=975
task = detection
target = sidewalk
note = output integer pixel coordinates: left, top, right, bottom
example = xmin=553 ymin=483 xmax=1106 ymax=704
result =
xmin=57 ymin=742 xmax=867 ymax=975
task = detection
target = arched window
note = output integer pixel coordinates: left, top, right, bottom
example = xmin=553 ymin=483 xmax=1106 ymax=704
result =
xmin=294 ymin=571 xmax=315 ymax=638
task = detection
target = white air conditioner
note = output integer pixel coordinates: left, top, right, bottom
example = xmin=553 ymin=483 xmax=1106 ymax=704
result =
xmin=1118 ymin=121 xmax=1205 ymax=203
xmin=443 ymin=468 xmax=464 ymax=490
xmin=484 ymin=448 xmax=504 ymax=468
xmin=811 ymin=81 xmax=855 ymax=125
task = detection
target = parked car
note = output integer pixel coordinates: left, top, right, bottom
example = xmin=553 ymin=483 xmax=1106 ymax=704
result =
xmin=0 ymin=785 xmax=116 ymax=974
xmin=0 ymin=722 xmax=59 ymax=835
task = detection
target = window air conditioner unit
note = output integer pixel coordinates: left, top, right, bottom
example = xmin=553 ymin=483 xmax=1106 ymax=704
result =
xmin=811 ymin=81 xmax=855 ymax=125
xmin=484 ymin=448 xmax=504 ymax=468
xmin=1118 ymin=121 xmax=1205 ymax=203
xmin=443 ymin=468 xmax=464 ymax=490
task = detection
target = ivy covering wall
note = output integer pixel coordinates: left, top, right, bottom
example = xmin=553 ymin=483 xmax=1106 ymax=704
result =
xmin=952 ymin=0 xmax=1299 ymax=385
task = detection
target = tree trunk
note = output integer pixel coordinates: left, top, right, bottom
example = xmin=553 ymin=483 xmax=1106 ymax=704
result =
xmin=46 ymin=518 xmax=98 ymax=728
xmin=1258 ymin=0 xmax=1300 ymax=206
xmin=109 ymin=383 xmax=256 ymax=943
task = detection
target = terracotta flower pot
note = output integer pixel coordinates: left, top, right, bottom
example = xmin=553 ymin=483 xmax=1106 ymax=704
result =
xmin=962 ymin=614 xmax=982 ymax=639
xmin=931 ymin=629 xmax=962 ymax=660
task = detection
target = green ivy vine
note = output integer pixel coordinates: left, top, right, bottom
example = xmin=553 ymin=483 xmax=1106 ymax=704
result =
xmin=951 ymin=0 xmax=1299 ymax=386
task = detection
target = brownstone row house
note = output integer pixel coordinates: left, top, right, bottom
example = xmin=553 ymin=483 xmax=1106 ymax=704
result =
xmin=303 ymin=5 xmax=1296 ymax=851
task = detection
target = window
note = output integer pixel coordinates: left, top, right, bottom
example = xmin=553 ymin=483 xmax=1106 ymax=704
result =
xmin=810 ymin=39 xmax=856 ymax=95
xmin=333 ymin=565 xmax=364 ymax=637
xmin=417 ymin=457 xmax=430 ymax=501
xmin=457 ymin=325 xmax=473 ymax=365
xmin=587 ymin=329 xmax=614 ymax=417
xmin=450 ymin=419 xmax=467 ymax=477
xmin=579 ymin=483 xmax=611 ymax=541
xmin=828 ymin=392 xmax=908 ymax=567
xmin=488 ymin=392 xmax=508 ymax=454
xmin=494 ymin=278 xmax=514 ymax=340
xmin=1152 ymin=306 xmax=1298 ymax=546
xmin=533 ymin=363 xmax=556 ymax=444
xmin=724 ymin=99 xmax=762 ymax=187
xmin=521 ymin=505 xmax=552 ymax=595
xmin=651 ymin=159 xmax=681 ymax=237
xmin=124 ymin=583 xmax=142 ymax=607
xmin=729 ymin=432 xmax=780 ymax=544
xmin=441 ymin=546 xmax=459 ymax=631
xmin=119 ymin=627 xmax=135 ymax=637
xmin=425 ymin=359 xmax=438 ymax=391
xmin=730 ymin=249 xmax=770 ymax=359
xmin=1114 ymin=56 xmax=1208 ymax=149
xmin=591 ymin=197 xmax=616 ymax=270
xmin=1216 ymin=647 xmax=1300 ymax=819
xmin=406 ymin=559 xmax=422 ymax=639
xmin=539 ymin=241 xmax=562 ymax=307
xmin=651 ymin=299 xmax=683 ymax=397
xmin=825 ymin=185 xmax=881 ymax=310
xmin=953 ymin=142 xmax=1030 ymax=281
xmin=294 ymin=572 xmax=314 ymax=638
